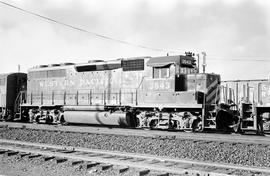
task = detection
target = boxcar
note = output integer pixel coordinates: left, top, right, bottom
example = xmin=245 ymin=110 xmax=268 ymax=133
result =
xmin=221 ymin=79 xmax=270 ymax=132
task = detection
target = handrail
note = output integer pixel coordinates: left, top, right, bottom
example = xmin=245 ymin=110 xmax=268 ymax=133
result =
xmin=25 ymin=88 xmax=140 ymax=107
xmin=14 ymin=92 xmax=21 ymax=113
xmin=137 ymin=76 xmax=147 ymax=89
xmin=14 ymin=91 xmax=26 ymax=113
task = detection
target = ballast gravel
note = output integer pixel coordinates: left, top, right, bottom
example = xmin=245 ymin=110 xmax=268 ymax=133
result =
xmin=0 ymin=127 xmax=269 ymax=169
xmin=0 ymin=154 xmax=165 ymax=176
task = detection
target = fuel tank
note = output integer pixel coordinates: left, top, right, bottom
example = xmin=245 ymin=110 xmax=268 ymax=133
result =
xmin=64 ymin=110 xmax=135 ymax=127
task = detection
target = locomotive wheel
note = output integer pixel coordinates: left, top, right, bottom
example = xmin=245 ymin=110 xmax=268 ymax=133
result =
xmin=149 ymin=119 xmax=158 ymax=130
xmin=35 ymin=115 xmax=40 ymax=123
xmin=60 ymin=115 xmax=68 ymax=125
xmin=196 ymin=122 xmax=203 ymax=132
xmin=45 ymin=116 xmax=53 ymax=124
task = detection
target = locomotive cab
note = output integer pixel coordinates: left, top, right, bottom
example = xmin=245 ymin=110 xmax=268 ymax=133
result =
xmin=144 ymin=54 xmax=220 ymax=106
xmin=138 ymin=54 xmax=220 ymax=130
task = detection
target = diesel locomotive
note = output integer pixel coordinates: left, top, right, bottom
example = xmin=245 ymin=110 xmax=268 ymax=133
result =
xmin=0 ymin=73 xmax=27 ymax=120
xmin=1 ymin=53 xmax=221 ymax=131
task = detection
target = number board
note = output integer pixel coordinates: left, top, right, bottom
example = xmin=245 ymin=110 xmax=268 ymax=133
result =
xmin=180 ymin=56 xmax=195 ymax=68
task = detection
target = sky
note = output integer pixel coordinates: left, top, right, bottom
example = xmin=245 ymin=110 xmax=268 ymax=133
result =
xmin=0 ymin=0 xmax=270 ymax=80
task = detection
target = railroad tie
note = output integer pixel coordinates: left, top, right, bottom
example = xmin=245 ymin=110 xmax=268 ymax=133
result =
xmin=70 ymin=160 xmax=84 ymax=166
xmin=43 ymin=156 xmax=55 ymax=161
xmin=139 ymin=169 xmax=150 ymax=176
xmin=28 ymin=154 xmax=41 ymax=159
xmin=0 ymin=149 xmax=8 ymax=154
xmin=118 ymin=166 xmax=129 ymax=173
xmin=7 ymin=151 xmax=19 ymax=156
xmin=55 ymin=157 xmax=68 ymax=163
xmin=100 ymin=164 xmax=113 ymax=170
xmin=84 ymin=161 xmax=100 ymax=169
xmin=18 ymin=152 xmax=30 ymax=158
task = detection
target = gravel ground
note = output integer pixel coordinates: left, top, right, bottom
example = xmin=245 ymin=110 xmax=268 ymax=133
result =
xmin=0 ymin=128 xmax=269 ymax=169
xmin=0 ymin=154 xmax=173 ymax=176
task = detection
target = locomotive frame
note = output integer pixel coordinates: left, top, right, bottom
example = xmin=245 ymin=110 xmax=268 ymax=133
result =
xmin=10 ymin=53 xmax=221 ymax=131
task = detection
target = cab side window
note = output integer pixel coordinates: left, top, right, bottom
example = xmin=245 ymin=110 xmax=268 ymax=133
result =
xmin=153 ymin=67 xmax=170 ymax=78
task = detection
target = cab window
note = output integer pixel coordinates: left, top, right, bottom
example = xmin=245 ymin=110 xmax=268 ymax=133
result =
xmin=153 ymin=67 xmax=170 ymax=78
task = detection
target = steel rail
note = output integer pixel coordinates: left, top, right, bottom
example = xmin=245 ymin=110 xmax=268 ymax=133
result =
xmin=0 ymin=139 xmax=269 ymax=176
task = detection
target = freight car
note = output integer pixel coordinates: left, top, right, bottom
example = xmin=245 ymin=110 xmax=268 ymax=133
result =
xmin=13 ymin=53 xmax=220 ymax=131
xmin=221 ymin=79 xmax=270 ymax=133
xmin=0 ymin=73 xmax=27 ymax=121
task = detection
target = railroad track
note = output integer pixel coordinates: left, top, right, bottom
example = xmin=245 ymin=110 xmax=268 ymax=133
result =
xmin=0 ymin=139 xmax=269 ymax=176
xmin=0 ymin=122 xmax=270 ymax=145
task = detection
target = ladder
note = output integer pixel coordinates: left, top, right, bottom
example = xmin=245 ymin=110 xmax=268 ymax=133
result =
xmin=13 ymin=91 xmax=26 ymax=120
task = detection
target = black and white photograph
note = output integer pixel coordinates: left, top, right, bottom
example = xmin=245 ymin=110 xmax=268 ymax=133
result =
xmin=0 ymin=0 xmax=270 ymax=175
